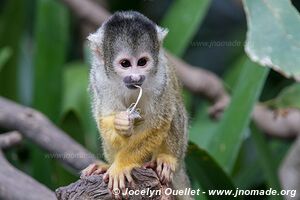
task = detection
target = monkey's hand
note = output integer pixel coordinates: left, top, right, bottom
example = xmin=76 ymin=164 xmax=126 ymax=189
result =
xmin=144 ymin=154 xmax=177 ymax=184
xmin=103 ymin=162 xmax=137 ymax=199
xmin=81 ymin=162 xmax=109 ymax=177
xmin=114 ymin=111 xmax=133 ymax=137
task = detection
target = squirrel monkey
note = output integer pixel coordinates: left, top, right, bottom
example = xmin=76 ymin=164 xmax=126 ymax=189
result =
xmin=82 ymin=11 xmax=192 ymax=200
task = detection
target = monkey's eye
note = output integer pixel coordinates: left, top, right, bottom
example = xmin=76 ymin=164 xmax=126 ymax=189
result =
xmin=120 ymin=59 xmax=131 ymax=68
xmin=137 ymin=57 xmax=148 ymax=66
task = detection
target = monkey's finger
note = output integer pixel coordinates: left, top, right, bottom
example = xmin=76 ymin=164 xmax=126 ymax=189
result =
xmin=115 ymin=118 xmax=130 ymax=125
xmin=143 ymin=160 xmax=156 ymax=169
xmin=161 ymin=165 xmax=170 ymax=184
xmin=115 ymin=124 xmax=131 ymax=131
xmin=124 ymin=170 xmax=134 ymax=187
xmin=94 ymin=167 xmax=107 ymax=174
xmin=119 ymin=174 xmax=127 ymax=198
xmin=81 ymin=163 xmax=97 ymax=177
xmin=115 ymin=112 xmax=130 ymax=121
xmin=113 ymin=176 xmax=121 ymax=199
xmin=156 ymin=161 xmax=163 ymax=177
xmin=103 ymin=172 xmax=109 ymax=183
xmin=108 ymin=174 xmax=113 ymax=190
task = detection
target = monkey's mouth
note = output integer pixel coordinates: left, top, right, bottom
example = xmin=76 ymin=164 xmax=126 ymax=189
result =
xmin=125 ymin=84 xmax=142 ymax=89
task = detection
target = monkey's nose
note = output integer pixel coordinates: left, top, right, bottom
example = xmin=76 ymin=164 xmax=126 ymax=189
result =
xmin=123 ymin=75 xmax=145 ymax=89
xmin=131 ymin=75 xmax=142 ymax=82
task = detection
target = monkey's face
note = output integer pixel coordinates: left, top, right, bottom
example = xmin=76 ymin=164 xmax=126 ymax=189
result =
xmin=88 ymin=11 xmax=168 ymax=90
xmin=112 ymin=48 xmax=157 ymax=90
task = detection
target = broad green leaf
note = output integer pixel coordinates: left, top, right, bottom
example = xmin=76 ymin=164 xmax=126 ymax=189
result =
xmin=31 ymin=0 xmax=69 ymax=187
xmin=61 ymin=62 xmax=98 ymax=152
xmin=189 ymin=104 xmax=218 ymax=149
xmin=223 ymin=56 xmax=247 ymax=90
xmin=186 ymin=143 xmax=241 ymax=200
xmin=191 ymin=181 xmax=207 ymax=200
xmin=18 ymin=33 xmax=34 ymax=105
xmin=0 ymin=0 xmax=26 ymax=100
xmin=265 ymin=83 xmax=300 ymax=110
xmin=233 ymin=157 xmax=264 ymax=189
xmin=243 ymin=0 xmax=300 ymax=81
xmin=33 ymin=0 xmax=69 ymax=121
xmin=209 ymin=58 xmax=269 ymax=172
xmin=161 ymin=0 xmax=211 ymax=56
xmin=250 ymin=123 xmax=283 ymax=200
xmin=0 ymin=47 xmax=12 ymax=72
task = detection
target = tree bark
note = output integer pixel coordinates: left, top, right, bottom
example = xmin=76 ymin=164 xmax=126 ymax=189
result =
xmin=56 ymin=168 xmax=175 ymax=200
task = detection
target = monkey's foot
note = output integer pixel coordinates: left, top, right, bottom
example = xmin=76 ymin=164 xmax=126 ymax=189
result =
xmin=81 ymin=162 xmax=109 ymax=177
xmin=103 ymin=163 xmax=137 ymax=199
xmin=144 ymin=154 xmax=176 ymax=184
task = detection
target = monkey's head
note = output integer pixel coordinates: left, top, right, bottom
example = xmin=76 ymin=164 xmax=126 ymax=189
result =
xmin=88 ymin=11 xmax=168 ymax=90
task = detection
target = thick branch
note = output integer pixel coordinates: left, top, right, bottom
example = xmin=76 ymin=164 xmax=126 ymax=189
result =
xmin=0 ymin=131 xmax=22 ymax=149
xmin=253 ymin=104 xmax=300 ymax=138
xmin=56 ymin=168 xmax=174 ymax=200
xmin=167 ymin=53 xmax=230 ymax=119
xmin=0 ymin=151 xmax=56 ymax=200
xmin=61 ymin=0 xmax=110 ymax=26
xmin=0 ymin=97 xmax=99 ymax=172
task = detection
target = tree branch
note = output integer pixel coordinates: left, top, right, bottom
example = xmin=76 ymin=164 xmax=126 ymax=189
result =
xmin=0 ymin=131 xmax=22 ymax=149
xmin=253 ymin=104 xmax=300 ymax=139
xmin=0 ymin=150 xmax=56 ymax=200
xmin=0 ymin=97 xmax=99 ymax=172
xmin=56 ymin=168 xmax=174 ymax=200
xmin=61 ymin=0 xmax=110 ymax=26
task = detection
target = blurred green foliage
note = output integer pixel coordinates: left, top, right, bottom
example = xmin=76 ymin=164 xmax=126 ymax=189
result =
xmin=0 ymin=0 xmax=300 ymax=199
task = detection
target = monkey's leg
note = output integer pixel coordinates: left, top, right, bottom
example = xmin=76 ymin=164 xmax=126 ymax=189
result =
xmin=144 ymin=153 xmax=177 ymax=184
xmin=104 ymin=129 xmax=169 ymax=199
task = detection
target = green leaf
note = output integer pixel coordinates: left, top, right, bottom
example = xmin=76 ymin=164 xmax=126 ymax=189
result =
xmin=186 ymin=143 xmax=241 ymax=200
xmin=265 ymin=83 xmax=300 ymax=110
xmin=250 ymin=123 xmax=283 ymax=200
xmin=223 ymin=56 xmax=247 ymax=90
xmin=33 ymin=0 xmax=69 ymax=121
xmin=31 ymin=0 xmax=69 ymax=187
xmin=208 ymin=58 xmax=269 ymax=172
xmin=0 ymin=0 xmax=26 ymax=100
xmin=161 ymin=0 xmax=211 ymax=56
xmin=61 ymin=62 xmax=98 ymax=152
xmin=0 ymin=47 xmax=12 ymax=72
xmin=189 ymin=104 xmax=218 ymax=149
xmin=243 ymin=0 xmax=300 ymax=81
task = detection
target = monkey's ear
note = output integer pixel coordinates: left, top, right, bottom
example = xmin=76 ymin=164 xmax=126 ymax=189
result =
xmin=156 ymin=26 xmax=169 ymax=43
xmin=87 ymin=28 xmax=104 ymax=58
